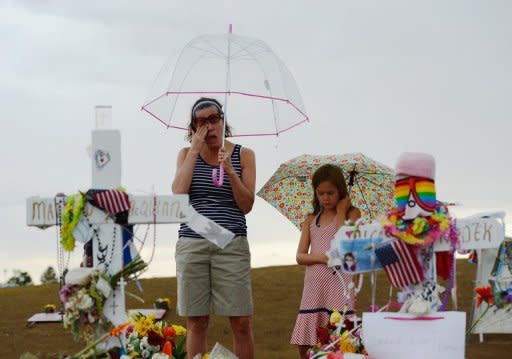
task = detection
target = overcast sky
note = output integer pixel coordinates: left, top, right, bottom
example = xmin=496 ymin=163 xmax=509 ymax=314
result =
xmin=1 ymin=0 xmax=511 ymax=284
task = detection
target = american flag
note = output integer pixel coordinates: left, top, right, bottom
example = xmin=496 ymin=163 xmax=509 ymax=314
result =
xmin=375 ymin=239 xmax=424 ymax=288
xmin=91 ymin=189 xmax=131 ymax=214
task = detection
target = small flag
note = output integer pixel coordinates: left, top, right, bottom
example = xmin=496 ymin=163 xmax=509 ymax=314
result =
xmin=91 ymin=189 xmax=131 ymax=214
xmin=375 ymin=239 xmax=424 ymax=288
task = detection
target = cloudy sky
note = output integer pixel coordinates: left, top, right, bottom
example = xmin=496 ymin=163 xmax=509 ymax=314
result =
xmin=1 ymin=0 xmax=511 ymax=284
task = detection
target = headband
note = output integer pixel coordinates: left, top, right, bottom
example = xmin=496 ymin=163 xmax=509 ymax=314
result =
xmin=192 ymin=100 xmax=223 ymax=118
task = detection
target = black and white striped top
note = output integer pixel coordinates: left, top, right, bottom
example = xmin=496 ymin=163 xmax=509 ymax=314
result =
xmin=179 ymin=144 xmax=247 ymax=238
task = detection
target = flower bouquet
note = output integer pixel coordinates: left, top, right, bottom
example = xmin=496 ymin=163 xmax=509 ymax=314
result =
xmin=307 ymin=308 xmax=368 ymax=359
xmin=108 ymin=312 xmax=187 ymax=359
xmin=59 ymin=258 xmax=148 ymax=344
xmin=468 ymin=280 xmax=512 ymax=334
xmin=59 ymin=266 xmax=113 ymax=343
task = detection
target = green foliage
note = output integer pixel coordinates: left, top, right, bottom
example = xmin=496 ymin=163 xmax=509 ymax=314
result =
xmin=7 ymin=270 xmax=33 ymax=287
xmin=40 ymin=266 xmax=58 ymax=284
xmin=173 ymin=336 xmax=187 ymax=359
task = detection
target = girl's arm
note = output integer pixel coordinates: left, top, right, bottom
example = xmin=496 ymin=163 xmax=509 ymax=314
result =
xmin=335 ymin=197 xmax=361 ymax=229
xmin=222 ymin=147 xmax=256 ymax=214
xmin=296 ymin=215 xmax=328 ymax=265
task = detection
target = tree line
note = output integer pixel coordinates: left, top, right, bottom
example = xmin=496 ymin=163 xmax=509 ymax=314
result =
xmin=1 ymin=266 xmax=59 ymax=287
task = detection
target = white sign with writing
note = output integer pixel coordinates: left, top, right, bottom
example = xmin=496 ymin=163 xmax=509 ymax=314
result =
xmin=434 ymin=217 xmax=504 ymax=251
xmin=27 ymin=195 xmax=189 ymax=227
xmin=362 ymin=311 xmax=466 ymax=359
xmin=335 ymin=215 xmax=504 ymax=251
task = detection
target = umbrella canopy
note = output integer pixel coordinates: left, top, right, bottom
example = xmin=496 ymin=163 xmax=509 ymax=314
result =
xmin=257 ymin=153 xmax=395 ymax=229
xmin=142 ymin=28 xmax=308 ymax=138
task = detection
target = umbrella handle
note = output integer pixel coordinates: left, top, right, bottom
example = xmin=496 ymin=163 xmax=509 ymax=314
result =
xmin=212 ymin=163 xmax=224 ymax=187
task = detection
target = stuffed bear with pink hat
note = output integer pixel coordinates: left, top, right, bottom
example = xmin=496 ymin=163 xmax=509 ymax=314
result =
xmin=379 ymin=152 xmax=459 ymax=315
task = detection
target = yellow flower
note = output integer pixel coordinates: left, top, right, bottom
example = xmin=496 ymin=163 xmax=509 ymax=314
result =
xmin=439 ymin=218 xmax=450 ymax=231
xmin=202 ymin=353 xmax=210 ymax=359
xmin=133 ymin=313 xmax=156 ymax=337
xmin=329 ymin=310 xmax=342 ymax=325
xmin=340 ymin=332 xmax=357 ymax=353
xmin=411 ymin=217 xmax=427 ymax=234
xmin=171 ymin=324 xmax=187 ymax=336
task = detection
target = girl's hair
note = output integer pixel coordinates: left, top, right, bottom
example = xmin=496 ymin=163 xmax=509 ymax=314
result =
xmin=186 ymin=97 xmax=233 ymax=142
xmin=311 ymin=164 xmax=349 ymax=214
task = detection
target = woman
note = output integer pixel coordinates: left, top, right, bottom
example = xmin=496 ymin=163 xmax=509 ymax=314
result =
xmin=172 ymin=97 xmax=256 ymax=359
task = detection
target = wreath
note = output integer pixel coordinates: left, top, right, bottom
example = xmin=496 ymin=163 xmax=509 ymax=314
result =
xmin=381 ymin=205 xmax=458 ymax=247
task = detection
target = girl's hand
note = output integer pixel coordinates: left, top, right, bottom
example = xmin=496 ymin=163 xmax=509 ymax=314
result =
xmin=336 ymin=197 xmax=351 ymax=215
xmin=190 ymin=125 xmax=208 ymax=153
xmin=218 ymin=147 xmax=234 ymax=174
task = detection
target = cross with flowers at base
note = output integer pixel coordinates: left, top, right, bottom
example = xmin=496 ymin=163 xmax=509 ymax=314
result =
xmin=26 ymin=106 xmax=189 ymax=326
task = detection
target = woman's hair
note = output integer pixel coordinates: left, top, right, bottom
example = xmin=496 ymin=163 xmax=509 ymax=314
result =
xmin=186 ymin=97 xmax=233 ymax=142
xmin=311 ymin=164 xmax=348 ymax=214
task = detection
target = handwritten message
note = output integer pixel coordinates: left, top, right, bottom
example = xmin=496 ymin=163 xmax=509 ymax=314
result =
xmin=27 ymin=194 xmax=189 ymax=227
xmin=362 ymin=312 xmax=466 ymax=359
xmin=335 ymin=217 xmax=504 ymax=251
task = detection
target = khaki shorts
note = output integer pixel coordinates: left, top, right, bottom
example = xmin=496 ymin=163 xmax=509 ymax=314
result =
xmin=175 ymin=235 xmax=253 ymax=317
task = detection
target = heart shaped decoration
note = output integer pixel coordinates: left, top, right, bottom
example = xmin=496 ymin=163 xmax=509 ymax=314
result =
xmin=95 ymin=149 xmax=111 ymax=169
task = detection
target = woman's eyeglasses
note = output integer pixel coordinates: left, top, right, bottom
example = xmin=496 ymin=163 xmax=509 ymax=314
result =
xmin=395 ymin=176 xmax=436 ymax=214
xmin=195 ymin=113 xmax=222 ymax=127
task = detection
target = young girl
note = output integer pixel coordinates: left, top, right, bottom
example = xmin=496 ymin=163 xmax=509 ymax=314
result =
xmin=290 ymin=164 xmax=361 ymax=359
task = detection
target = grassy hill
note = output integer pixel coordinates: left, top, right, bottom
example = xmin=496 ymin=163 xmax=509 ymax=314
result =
xmin=0 ymin=261 xmax=510 ymax=358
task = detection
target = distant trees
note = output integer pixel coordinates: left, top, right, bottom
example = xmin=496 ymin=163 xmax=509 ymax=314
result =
xmin=40 ymin=266 xmax=58 ymax=284
xmin=6 ymin=270 xmax=33 ymax=287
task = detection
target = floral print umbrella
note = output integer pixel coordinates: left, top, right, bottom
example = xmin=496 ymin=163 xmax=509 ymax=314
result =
xmin=257 ymin=153 xmax=395 ymax=229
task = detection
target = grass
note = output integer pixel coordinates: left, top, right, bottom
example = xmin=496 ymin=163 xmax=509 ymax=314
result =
xmin=0 ymin=261 xmax=510 ymax=358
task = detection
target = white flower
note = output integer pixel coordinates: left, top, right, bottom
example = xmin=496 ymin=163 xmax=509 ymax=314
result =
xmin=65 ymin=267 xmax=95 ymax=285
xmin=152 ymin=354 xmax=170 ymax=359
xmin=87 ymin=311 xmax=97 ymax=323
xmin=64 ymin=301 xmax=74 ymax=311
xmin=77 ymin=293 xmax=94 ymax=310
xmin=140 ymin=336 xmax=149 ymax=349
xmin=96 ymin=276 xmax=112 ymax=298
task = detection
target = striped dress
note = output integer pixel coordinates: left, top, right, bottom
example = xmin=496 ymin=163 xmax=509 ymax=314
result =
xmin=290 ymin=213 xmax=354 ymax=346
xmin=178 ymin=144 xmax=246 ymax=238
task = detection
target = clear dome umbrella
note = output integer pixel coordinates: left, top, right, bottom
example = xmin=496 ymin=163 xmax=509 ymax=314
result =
xmin=142 ymin=25 xmax=309 ymax=186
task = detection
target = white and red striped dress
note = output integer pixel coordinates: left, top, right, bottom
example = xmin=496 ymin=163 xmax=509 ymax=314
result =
xmin=290 ymin=213 xmax=354 ymax=346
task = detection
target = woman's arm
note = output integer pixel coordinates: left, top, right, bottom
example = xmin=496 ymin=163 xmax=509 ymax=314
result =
xmin=171 ymin=147 xmax=199 ymax=194
xmin=296 ymin=215 xmax=328 ymax=265
xmin=172 ymin=126 xmax=207 ymax=194
xmin=221 ymin=146 xmax=256 ymax=214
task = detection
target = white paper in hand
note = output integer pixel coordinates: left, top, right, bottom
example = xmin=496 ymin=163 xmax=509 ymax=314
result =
xmin=186 ymin=206 xmax=236 ymax=249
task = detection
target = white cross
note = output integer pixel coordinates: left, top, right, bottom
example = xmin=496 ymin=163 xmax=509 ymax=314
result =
xmin=26 ymin=106 xmax=189 ymax=326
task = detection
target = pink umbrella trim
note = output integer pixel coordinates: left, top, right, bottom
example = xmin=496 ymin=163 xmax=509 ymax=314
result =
xmin=141 ymin=90 xmax=309 ymax=137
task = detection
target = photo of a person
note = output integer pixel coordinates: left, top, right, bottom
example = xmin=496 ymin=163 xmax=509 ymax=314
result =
xmin=343 ymin=252 xmax=357 ymax=272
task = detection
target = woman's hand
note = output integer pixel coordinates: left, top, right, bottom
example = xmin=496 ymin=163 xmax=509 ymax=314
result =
xmin=218 ymin=147 xmax=234 ymax=174
xmin=190 ymin=125 xmax=208 ymax=153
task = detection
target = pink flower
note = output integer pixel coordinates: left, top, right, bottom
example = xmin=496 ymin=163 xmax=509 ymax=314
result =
xmin=59 ymin=284 xmax=75 ymax=303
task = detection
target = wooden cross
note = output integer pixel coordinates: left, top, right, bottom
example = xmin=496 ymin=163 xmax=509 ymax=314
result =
xmin=26 ymin=106 xmax=189 ymax=325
